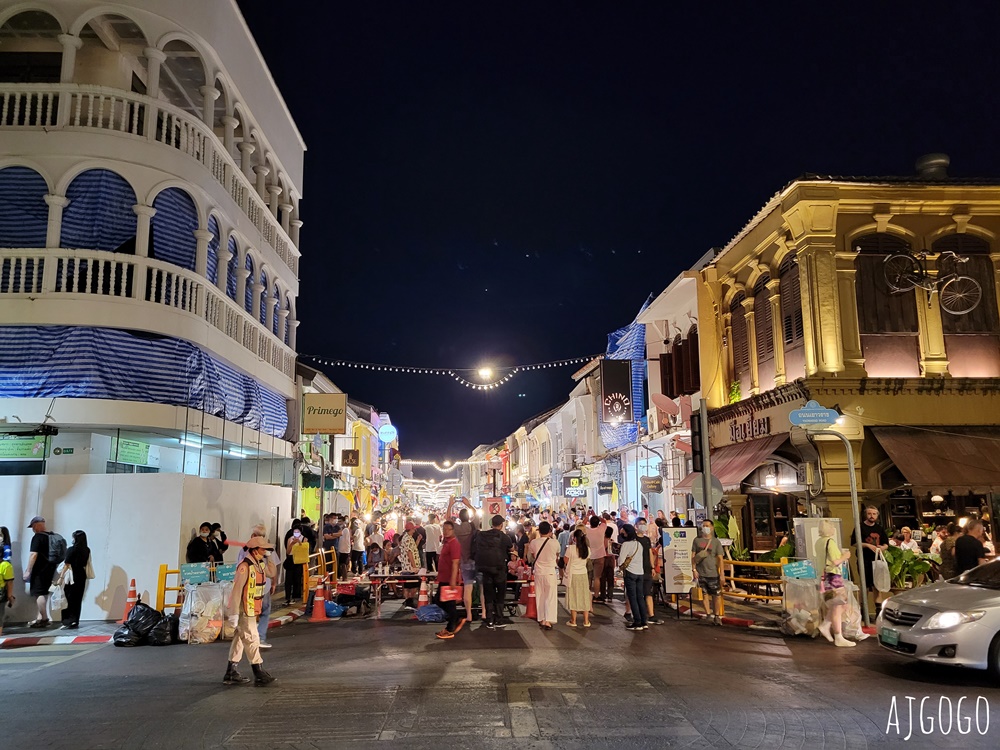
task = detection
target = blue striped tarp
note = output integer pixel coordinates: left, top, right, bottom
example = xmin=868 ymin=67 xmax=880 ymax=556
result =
xmin=259 ymin=270 xmax=268 ymax=324
xmin=0 ymin=166 xmax=48 ymax=248
xmin=60 ymin=169 xmax=137 ymax=252
xmin=151 ymin=188 xmax=197 ymax=270
xmin=0 ymin=325 xmax=288 ymax=437
xmin=206 ymin=215 xmax=220 ymax=284
xmin=244 ymin=254 xmax=254 ymax=312
xmin=272 ymin=283 xmax=280 ymax=334
xmin=226 ymin=237 xmax=238 ymax=300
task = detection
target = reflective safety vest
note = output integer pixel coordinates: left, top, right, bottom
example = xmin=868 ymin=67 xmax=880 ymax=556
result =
xmin=241 ymin=559 xmax=266 ymax=617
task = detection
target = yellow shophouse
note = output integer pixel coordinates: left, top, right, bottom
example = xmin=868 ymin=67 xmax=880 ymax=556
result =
xmin=691 ymin=155 xmax=1000 ymax=556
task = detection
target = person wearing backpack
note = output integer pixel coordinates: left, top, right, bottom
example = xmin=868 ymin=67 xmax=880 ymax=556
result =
xmin=475 ymin=514 xmax=514 ymax=629
xmin=22 ymin=515 xmax=62 ymax=628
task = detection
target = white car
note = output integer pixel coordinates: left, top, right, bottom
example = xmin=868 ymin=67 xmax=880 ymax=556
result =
xmin=876 ymin=560 xmax=1000 ymax=676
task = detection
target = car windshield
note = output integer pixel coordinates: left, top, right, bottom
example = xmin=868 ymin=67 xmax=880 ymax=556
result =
xmin=955 ymin=560 xmax=1000 ymax=589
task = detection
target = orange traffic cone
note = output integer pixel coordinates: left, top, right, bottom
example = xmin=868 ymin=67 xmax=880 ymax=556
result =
xmin=309 ymin=577 xmax=329 ymax=623
xmin=524 ymin=577 xmax=537 ymax=620
xmin=119 ymin=578 xmax=137 ymax=623
xmin=417 ymin=578 xmax=430 ymax=608
xmin=412 ymin=577 xmax=430 ymax=620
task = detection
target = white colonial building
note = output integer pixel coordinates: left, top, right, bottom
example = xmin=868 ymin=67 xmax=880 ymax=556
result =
xmin=0 ymin=0 xmax=304 ymax=620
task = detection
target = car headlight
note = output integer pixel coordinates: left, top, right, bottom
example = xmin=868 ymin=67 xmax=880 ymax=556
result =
xmin=922 ymin=610 xmax=986 ymax=630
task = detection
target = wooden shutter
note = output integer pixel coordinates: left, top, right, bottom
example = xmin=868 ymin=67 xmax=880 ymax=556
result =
xmin=731 ymin=294 xmax=749 ymax=378
xmin=684 ymin=328 xmax=700 ymax=394
xmin=754 ymin=278 xmax=773 ymax=362
xmin=659 ymin=352 xmax=676 ymax=399
xmin=779 ymin=259 xmax=803 ymax=346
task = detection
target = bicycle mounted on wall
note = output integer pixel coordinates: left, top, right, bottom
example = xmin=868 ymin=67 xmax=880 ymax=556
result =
xmin=880 ymin=249 xmax=983 ymax=315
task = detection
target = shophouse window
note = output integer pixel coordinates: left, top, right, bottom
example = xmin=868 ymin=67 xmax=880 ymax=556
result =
xmin=854 ymin=233 xmax=920 ymax=377
xmin=670 ymin=334 xmax=685 ymax=397
xmin=753 ymin=277 xmax=774 ymax=362
xmin=779 ymin=257 xmax=803 ymax=347
xmin=659 ymin=349 xmax=676 ymax=399
xmin=933 ymin=233 xmax=1000 ymax=377
xmin=730 ymin=293 xmax=749 ymax=381
xmin=683 ymin=326 xmax=700 ymax=394
xmin=510 ymin=437 xmax=519 ymax=467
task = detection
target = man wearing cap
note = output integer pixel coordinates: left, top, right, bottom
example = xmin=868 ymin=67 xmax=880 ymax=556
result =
xmin=22 ymin=516 xmax=56 ymax=628
xmin=224 ymin=537 xmax=277 ymax=686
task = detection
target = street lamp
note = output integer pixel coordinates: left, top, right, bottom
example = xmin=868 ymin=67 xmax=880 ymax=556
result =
xmin=478 ymin=366 xmax=493 ymax=380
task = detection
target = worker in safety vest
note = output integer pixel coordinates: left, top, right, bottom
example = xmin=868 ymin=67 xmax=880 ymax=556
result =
xmin=224 ymin=537 xmax=277 ymax=686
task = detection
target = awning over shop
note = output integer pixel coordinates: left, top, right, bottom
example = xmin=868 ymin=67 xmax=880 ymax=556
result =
xmin=673 ymin=434 xmax=788 ymax=493
xmin=871 ymin=427 xmax=1000 ymax=491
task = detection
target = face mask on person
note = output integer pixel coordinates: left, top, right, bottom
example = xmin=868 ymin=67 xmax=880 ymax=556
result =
xmin=702 ymin=526 xmax=713 ymax=536
xmin=200 ymin=531 xmax=210 ymax=538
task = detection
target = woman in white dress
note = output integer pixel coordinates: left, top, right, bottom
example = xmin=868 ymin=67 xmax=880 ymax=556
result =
xmin=528 ymin=521 xmax=559 ymax=630
xmin=564 ymin=528 xmax=592 ymax=627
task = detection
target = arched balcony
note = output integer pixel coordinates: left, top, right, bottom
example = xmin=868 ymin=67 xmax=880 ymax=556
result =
xmin=0 ymin=8 xmax=301 ymax=278
xmin=0 ymin=163 xmax=297 ymax=390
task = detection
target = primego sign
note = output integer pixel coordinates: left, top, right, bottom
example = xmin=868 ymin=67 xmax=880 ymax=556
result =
xmin=302 ymin=393 xmax=348 ymax=435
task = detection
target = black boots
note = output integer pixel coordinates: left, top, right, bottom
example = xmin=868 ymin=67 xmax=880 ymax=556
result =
xmin=223 ymin=661 xmax=250 ymax=685
xmin=252 ymin=663 xmax=276 ymax=687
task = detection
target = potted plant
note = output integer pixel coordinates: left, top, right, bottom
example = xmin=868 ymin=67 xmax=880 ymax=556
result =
xmin=882 ymin=545 xmax=933 ymax=591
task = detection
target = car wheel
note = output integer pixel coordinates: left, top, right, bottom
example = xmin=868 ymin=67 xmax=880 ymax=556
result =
xmin=987 ymin=633 xmax=1000 ymax=681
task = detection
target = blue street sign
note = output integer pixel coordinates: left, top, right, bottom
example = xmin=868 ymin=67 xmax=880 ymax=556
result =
xmin=781 ymin=559 xmax=816 ymax=579
xmin=788 ymin=400 xmax=840 ymax=427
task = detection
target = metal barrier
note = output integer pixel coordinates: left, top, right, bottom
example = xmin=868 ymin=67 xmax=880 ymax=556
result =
xmin=723 ymin=559 xmax=784 ymax=601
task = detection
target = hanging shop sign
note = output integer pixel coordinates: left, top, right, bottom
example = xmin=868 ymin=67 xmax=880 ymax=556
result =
xmin=600 ymin=359 xmax=634 ymax=424
xmin=563 ymin=476 xmax=589 ymax=498
xmin=597 ymin=481 xmax=614 ymax=496
xmin=302 ymin=393 xmax=348 ymax=435
xmin=640 ymin=475 xmax=663 ymax=494
xmin=341 ymin=449 xmax=360 ymax=467
xmin=378 ymin=424 xmax=398 ymax=443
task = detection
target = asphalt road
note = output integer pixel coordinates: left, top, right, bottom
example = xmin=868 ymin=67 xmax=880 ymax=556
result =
xmin=6 ymin=605 xmax=1000 ymax=749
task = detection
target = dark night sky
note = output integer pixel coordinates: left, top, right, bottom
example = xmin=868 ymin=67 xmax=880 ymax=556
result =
xmin=236 ymin=1 xmax=1000 ymax=463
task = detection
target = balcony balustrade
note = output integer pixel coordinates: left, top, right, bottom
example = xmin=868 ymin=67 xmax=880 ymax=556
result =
xmin=0 ymin=248 xmax=294 ymax=381
xmin=0 ymin=83 xmax=299 ymax=278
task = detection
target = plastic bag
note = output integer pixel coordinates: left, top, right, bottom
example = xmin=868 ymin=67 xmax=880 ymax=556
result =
xmin=416 ymin=604 xmax=447 ymax=622
xmin=148 ymin=615 xmax=174 ymax=646
xmin=219 ymin=581 xmax=235 ymax=640
xmin=179 ymin=585 xmax=194 ymax=642
xmin=112 ymin=624 xmax=143 ymax=647
xmin=840 ymin=581 xmax=865 ymax=639
xmin=780 ymin=577 xmax=822 ymax=637
xmin=126 ymin=596 xmax=163 ymax=638
xmin=186 ymin=582 xmax=224 ymax=644
xmin=873 ymin=550 xmax=891 ymax=593
xmin=50 ymin=585 xmax=67 ymax=611
xmin=325 ymin=601 xmax=346 ymax=618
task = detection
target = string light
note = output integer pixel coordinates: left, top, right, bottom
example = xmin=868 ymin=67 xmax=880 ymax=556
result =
xmin=302 ymin=354 xmax=601 ymax=391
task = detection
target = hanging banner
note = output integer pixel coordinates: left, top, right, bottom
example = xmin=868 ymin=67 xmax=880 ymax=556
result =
xmin=302 ymin=393 xmax=348 ymax=435
xmin=600 ymin=359 xmax=633 ymax=424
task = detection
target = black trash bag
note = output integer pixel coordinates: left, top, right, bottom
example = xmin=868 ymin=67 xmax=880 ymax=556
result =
xmin=113 ymin=624 xmax=143 ymax=647
xmin=167 ymin=613 xmax=180 ymax=643
xmin=148 ymin=615 xmax=174 ymax=646
xmin=125 ymin=595 xmax=163 ymax=638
